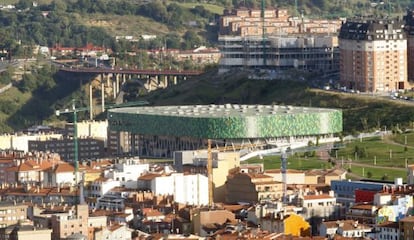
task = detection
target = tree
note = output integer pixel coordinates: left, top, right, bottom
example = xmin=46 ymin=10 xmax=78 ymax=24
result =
xmin=165 ymin=33 xmax=181 ymax=49
xmin=182 ymin=30 xmax=201 ymax=49
xmin=15 ymin=0 xmax=32 ymax=10
xmin=18 ymin=73 xmax=37 ymax=92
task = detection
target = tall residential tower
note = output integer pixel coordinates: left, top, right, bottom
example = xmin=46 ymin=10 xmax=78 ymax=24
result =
xmin=339 ymin=18 xmax=408 ymax=92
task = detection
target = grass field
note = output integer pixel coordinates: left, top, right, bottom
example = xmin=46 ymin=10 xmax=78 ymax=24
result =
xmin=246 ymin=154 xmax=333 ymax=171
xmin=346 ymin=165 xmax=407 ymax=182
xmin=335 ymin=136 xmax=414 ymax=168
xmin=245 ymin=133 xmax=413 ymax=182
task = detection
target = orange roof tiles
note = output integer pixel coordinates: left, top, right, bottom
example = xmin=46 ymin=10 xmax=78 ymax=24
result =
xmin=54 ymin=163 xmax=74 ymax=173
xmin=303 ymin=194 xmax=334 ymax=200
xmin=377 ymin=221 xmax=399 ymax=228
xmin=138 ymin=173 xmax=162 ymax=181
xmin=142 ymin=208 xmax=163 ymax=217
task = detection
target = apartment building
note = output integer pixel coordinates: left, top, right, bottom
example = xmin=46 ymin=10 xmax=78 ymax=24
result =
xmin=219 ymin=8 xmax=341 ymax=36
xmin=104 ymin=158 xmax=149 ymax=189
xmin=151 ymin=173 xmax=208 ymax=206
xmin=28 ymin=137 xmax=105 ymax=162
xmin=404 ymin=9 xmax=414 ymax=81
xmin=0 ymin=202 xmax=28 ymax=228
xmin=339 ymin=17 xmax=408 ymax=92
xmin=50 ymin=204 xmax=89 ymax=240
xmin=65 ymin=120 xmax=108 ymax=146
xmin=225 ymin=172 xmax=283 ymax=203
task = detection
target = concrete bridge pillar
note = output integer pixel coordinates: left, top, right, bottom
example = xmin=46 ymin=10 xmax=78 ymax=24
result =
xmin=163 ymin=75 xmax=168 ymax=88
xmin=106 ymin=73 xmax=110 ymax=86
xmin=101 ymin=82 xmax=105 ymax=112
xmin=116 ymin=74 xmax=120 ymax=95
xmin=173 ymin=76 xmax=177 ymax=85
xmin=113 ymin=80 xmax=116 ymax=99
xmin=89 ymin=84 xmax=93 ymax=120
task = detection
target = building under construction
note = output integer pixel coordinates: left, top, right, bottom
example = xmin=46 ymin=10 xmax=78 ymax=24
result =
xmin=218 ymin=8 xmax=341 ymax=72
xmin=218 ymin=34 xmax=339 ymax=72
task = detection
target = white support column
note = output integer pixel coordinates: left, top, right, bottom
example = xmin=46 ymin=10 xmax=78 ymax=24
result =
xmin=89 ymin=84 xmax=93 ymax=120
xmin=101 ymin=82 xmax=105 ymax=112
xmin=116 ymin=74 xmax=120 ymax=94
xmin=113 ymin=80 xmax=116 ymax=99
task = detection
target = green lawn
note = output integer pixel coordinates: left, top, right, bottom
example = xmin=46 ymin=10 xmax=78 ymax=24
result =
xmin=336 ymin=136 xmax=414 ymax=168
xmin=392 ymin=132 xmax=414 ymax=147
xmin=245 ymin=134 xmax=413 ymax=182
xmin=245 ymin=154 xmax=333 ymax=171
xmin=347 ymin=165 xmax=407 ymax=182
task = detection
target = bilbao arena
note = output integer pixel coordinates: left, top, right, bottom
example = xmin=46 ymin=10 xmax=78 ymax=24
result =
xmin=108 ymin=104 xmax=342 ymax=158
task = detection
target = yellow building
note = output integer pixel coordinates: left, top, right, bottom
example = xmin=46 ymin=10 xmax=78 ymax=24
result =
xmin=284 ymin=214 xmax=311 ymax=237
xmin=260 ymin=213 xmax=310 ymax=237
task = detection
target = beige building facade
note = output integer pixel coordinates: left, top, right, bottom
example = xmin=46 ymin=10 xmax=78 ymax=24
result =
xmin=51 ymin=204 xmax=89 ymax=240
xmin=0 ymin=202 xmax=28 ymax=228
xmin=225 ymin=172 xmax=282 ymax=203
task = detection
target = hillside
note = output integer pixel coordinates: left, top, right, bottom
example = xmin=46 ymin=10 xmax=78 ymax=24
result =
xmin=136 ymin=69 xmax=414 ymax=134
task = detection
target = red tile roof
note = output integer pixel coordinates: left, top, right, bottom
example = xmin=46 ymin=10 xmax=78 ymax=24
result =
xmin=54 ymin=163 xmax=74 ymax=173
xmin=303 ymin=194 xmax=334 ymax=200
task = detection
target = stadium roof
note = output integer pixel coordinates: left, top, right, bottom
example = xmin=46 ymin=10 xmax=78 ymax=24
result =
xmin=109 ymin=104 xmax=335 ymax=117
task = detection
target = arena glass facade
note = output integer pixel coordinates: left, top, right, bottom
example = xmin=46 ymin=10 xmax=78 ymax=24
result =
xmin=108 ymin=104 xmax=342 ymax=158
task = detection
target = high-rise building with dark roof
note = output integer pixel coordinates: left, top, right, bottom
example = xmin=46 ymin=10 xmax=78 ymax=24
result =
xmin=404 ymin=9 xmax=414 ymax=82
xmin=339 ymin=17 xmax=408 ymax=92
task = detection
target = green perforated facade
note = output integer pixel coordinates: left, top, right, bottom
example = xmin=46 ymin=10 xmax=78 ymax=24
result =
xmin=108 ymin=104 xmax=342 ymax=139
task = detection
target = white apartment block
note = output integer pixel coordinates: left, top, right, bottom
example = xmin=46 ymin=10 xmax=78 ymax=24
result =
xmin=152 ymin=173 xmax=208 ymax=206
xmin=300 ymin=193 xmax=340 ymax=220
xmin=104 ymin=158 xmax=149 ymax=189
xmin=88 ymin=177 xmax=120 ymax=198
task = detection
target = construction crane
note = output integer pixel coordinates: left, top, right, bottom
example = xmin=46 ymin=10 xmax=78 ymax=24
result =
xmin=55 ymin=99 xmax=149 ymax=204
